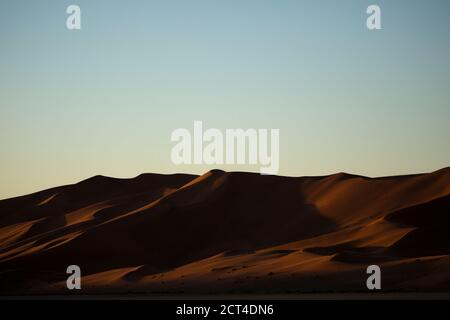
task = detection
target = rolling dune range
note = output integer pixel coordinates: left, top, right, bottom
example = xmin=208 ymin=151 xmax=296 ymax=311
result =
xmin=1 ymin=168 xmax=450 ymax=295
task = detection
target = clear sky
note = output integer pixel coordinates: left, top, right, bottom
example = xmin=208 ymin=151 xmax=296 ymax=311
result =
xmin=1 ymin=0 xmax=449 ymax=199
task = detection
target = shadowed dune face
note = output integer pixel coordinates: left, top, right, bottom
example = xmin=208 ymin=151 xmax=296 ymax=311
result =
xmin=0 ymin=168 xmax=449 ymax=294
xmin=386 ymin=195 xmax=450 ymax=257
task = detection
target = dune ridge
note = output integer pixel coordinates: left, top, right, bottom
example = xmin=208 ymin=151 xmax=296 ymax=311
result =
xmin=0 ymin=168 xmax=450 ymax=294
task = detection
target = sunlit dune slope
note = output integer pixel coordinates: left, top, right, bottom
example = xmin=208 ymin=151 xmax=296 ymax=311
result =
xmin=1 ymin=168 xmax=449 ymax=294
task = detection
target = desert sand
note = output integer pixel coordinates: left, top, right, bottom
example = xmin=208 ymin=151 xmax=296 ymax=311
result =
xmin=0 ymin=168 xmax=450 ymax=295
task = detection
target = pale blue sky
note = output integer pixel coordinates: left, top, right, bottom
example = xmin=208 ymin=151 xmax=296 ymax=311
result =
xmin=1 ymin=0 xmax=449 ymax=199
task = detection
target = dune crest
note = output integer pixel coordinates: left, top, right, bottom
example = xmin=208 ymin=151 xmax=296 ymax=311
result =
xmin=1 ymin=168 xmax=450 ymax=294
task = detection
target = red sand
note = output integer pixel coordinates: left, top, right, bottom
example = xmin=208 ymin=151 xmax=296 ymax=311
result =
xmin=1 ymin=168 xmax=449 ymax=294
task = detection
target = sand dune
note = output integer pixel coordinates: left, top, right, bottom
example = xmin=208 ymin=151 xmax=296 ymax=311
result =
xmin=0 ymin=168 xmax=449 ymax=294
